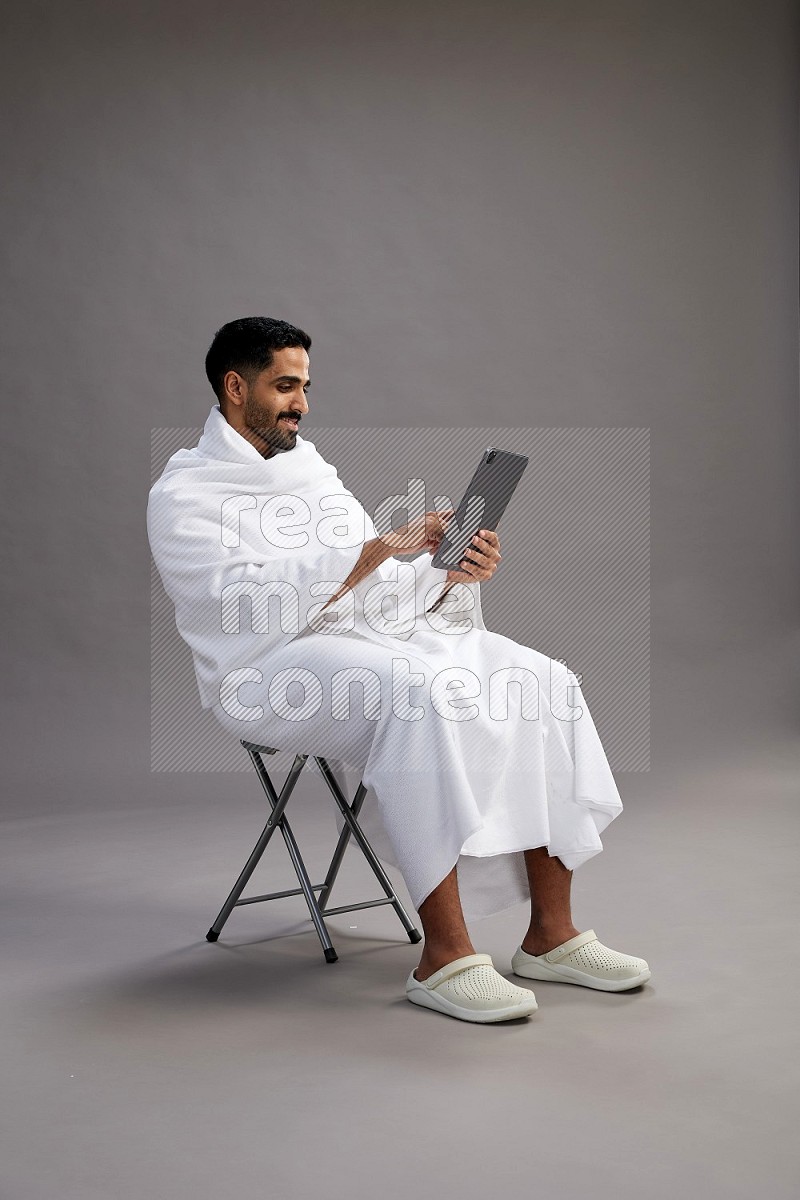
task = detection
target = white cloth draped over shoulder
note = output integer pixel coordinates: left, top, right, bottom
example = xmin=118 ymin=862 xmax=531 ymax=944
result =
xmin=147 ymin=404 xmax=624 ymax=922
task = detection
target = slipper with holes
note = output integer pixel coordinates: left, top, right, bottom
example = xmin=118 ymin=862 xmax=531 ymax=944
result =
xmin=406 ymin=953 xmax=539 ymax=1023
xmin=511 ymin=929 xmax=650 ymax=992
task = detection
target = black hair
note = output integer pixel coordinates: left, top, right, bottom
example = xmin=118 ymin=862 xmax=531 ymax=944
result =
xmin=204 ymin=316 xmax=312 ymax=401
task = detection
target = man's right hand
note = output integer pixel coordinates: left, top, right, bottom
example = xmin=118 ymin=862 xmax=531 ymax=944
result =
xmin=378 ymin=509 xmax=455 ymax=557
xmin=319 ymin=509 xmax=456 ymax=614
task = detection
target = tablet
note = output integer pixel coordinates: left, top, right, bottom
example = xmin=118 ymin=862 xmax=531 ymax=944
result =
xmin=430 ymin=446 xmax=529 ymax=571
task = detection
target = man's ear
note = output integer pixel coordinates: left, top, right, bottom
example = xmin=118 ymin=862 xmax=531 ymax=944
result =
xmin=223 ymin=370 xmax=247 ymax=409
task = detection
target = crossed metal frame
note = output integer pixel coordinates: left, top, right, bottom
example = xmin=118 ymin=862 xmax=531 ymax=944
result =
xmin=205 ymin=740 xmax=422 ymax=962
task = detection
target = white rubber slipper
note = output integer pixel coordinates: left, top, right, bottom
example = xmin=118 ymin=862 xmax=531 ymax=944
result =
xmin=406 ymin=953 xmax=538 ymax=1023
xmin=511 ymin=929 xmax=650 ymax=992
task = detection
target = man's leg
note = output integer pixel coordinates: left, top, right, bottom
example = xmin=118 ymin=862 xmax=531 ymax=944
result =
xmin=520 ymin=846 xmax=580 ymax=955
xmin=414 ymin=847 xmax=581 ymax=979
xmin=413 ymin=865 xmax=476 ymax=981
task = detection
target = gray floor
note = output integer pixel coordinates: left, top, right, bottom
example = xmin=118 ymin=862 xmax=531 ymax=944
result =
xmin=3 ymin=736 xmax=799 ymax=1200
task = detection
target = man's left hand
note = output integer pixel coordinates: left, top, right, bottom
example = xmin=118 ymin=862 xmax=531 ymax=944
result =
xmin=445 ymin=528 xmax=502 ymax=585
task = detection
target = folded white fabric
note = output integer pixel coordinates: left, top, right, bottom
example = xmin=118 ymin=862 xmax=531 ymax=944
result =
xmin=405 ymin=953 xmax=539 ymax=1023
xmin=511 ymin=929 xmax=650 ymax=992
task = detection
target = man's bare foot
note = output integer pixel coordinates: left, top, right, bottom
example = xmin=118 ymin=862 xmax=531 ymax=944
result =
xmin=521 ymin=924 xmax=581 ymax=957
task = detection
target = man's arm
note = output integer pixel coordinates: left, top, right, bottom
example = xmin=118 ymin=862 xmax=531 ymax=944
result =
xmin=319 ymin=508 xmax=460 ymax=613
xmin=319 ymin=536 xmax=394 ymax=611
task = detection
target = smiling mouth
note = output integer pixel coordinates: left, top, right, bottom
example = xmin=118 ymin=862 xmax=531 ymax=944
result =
xmin=281 ymin=416 xmax=300 ymax=429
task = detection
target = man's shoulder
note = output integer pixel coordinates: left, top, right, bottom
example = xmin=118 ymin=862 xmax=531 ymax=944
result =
xmin=149 ymin=446 xmax=206 ymax=498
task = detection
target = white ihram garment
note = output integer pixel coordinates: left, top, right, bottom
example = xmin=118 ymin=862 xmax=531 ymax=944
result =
xmin=147 ymin=405 xmax=624 ymax=922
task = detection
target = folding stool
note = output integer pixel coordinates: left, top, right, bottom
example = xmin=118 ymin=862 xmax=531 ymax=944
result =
xmin=205 ymin=739 xmax=422 ymax=962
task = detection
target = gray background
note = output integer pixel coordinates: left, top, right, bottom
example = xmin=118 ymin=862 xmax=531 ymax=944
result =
xmin=2 ymin=2 xmax=798 ymax=1199
xmin=2 ymin=0 xmax=797 ymax=811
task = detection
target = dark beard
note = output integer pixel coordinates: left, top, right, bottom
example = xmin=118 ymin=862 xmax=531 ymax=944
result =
xmin=243 ymin=399 xmax=298 ymax=456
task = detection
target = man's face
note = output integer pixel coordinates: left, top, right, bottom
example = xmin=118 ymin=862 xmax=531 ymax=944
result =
xmin=224 ymin=345 xmax=310 ymax=456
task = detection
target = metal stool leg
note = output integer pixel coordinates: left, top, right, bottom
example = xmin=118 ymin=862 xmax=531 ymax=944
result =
xmin=206 ymin=750 xmax=337 ymax=961
xmin=264 ymin=806 xmax=339 ymax=963
xmin=245 ymin=748 xmax=338 ymax=962
xmin=315 ymin=780 xmax=369 ymax=913
xmin=314 ymin=757 xmax=422 ymax=944
xmin=205 ymin=751 xmax=307 ymax=941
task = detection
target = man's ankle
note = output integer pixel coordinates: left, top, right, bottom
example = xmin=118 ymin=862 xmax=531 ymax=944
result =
xmin=415 ymin=944 xmax=476 ymax=980
xmin=522 ymin=923 xmax=580 ymax=954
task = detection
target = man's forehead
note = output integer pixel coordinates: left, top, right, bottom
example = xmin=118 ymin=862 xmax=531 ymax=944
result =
xmin=267 ymin=346 xmax=309 ymax=379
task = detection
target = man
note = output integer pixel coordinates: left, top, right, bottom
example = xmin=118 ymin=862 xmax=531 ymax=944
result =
xmin=147 ymin=316 xmax=651 ymax=1024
